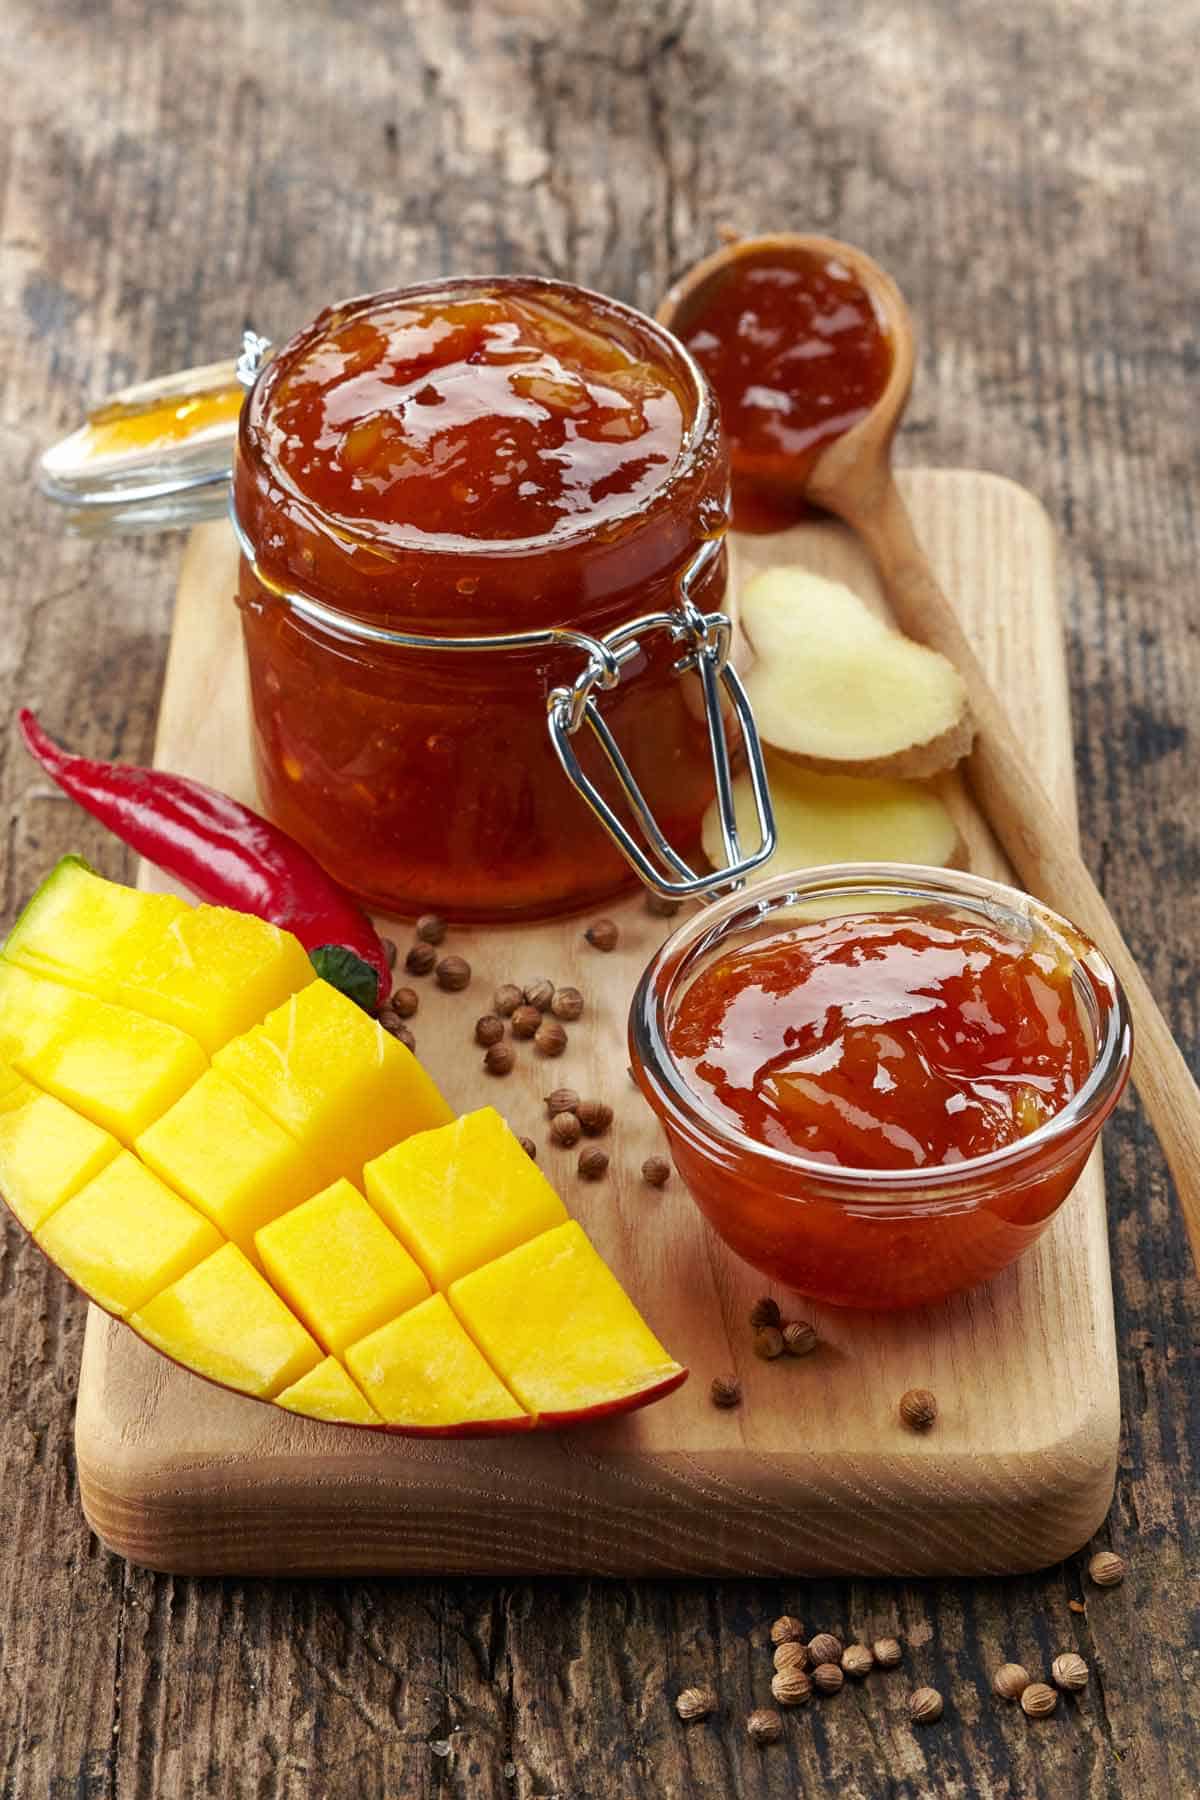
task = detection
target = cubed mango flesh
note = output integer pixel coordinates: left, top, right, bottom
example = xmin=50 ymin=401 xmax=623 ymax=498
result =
xmin=116 ymin=906 xmax=315 ymax=1053
xmin=0 ymin=1069 xmax=120 ymax=1234
xmin=132 ymin=1242 xmax=321 ymax=1399
xmin=345 ymin=1293 xmax=529 ymax=1432
xmin=36 ymin=1151 xmax=221 ymax=1318
xmin=136 ymin=1071 xmax=319 ymax=1262
xmin=275 ymin=1355 xmax=381 ymax=1426
xmin=214 ymin=981 xmax=452 ymax=1186
xmin=255 ymin=1178 xmax=430 ymax=1354
xmin=363 ymin=1107 xmax=567 ymax=1289
xmin=2 ymin=858 xmax=188 ymax=999
xmin=5 ymin=968 xmax=207 ymax=1144
xmin=449 ymin=1220 xmax=685 ymax=1423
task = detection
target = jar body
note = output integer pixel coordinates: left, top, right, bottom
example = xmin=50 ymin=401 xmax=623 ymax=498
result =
xmin=233 ymin=277 xmax=729 ymax=920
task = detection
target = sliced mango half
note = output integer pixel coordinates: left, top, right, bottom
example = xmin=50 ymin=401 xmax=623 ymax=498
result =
xmin=1 ymin=862 xmax=686 ymax=1435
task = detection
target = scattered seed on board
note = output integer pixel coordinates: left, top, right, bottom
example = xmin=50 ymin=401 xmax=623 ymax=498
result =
xmin=510 ymin=1004 xmax=541 ymax=1039
xmin=533 ymin=1018 xmax=567 ymax=1057
xmin=808 ymin=1633 xmax=842 ymax=1666
xmin=771 ymin=1668 xmax=812 ymax=1707
xmin=415 ymin=913 xmax=447 ymax=945
xmin=842 ymin=1645 xmax=874 ymax=1678
xmin=1021 ymin=1682 xmax=1058 ymax=1718
xmin=770 ymin=1615 xmax=804 ymax=1647
xmin=753 ymin=1326 xmax=785 ymax=1360
xmin=381 ymin=937 xmax=399 ymax=970
xmin=709 ymin=1374 xmax=741 ymax=1409
xmin=578 ymin=1146 xmax=609 ymax=1180
xmin=483 ymin=1042 xmax=515 ymax=1076
xmin=645 ymin=892 xmax=681 ymax=917
xmin=992 ymin=1663 xmax=1030 ymax=1700
xmin=1088 ymin=1550 xmax=1126 ymax=1587
xmin=391 ymin=986 xmax=419 ymax=1018
xmin=899 ymin=1387 xmax=938 ymax=1431
xmin=909 ymin=1686 xmax=943 ymax=1725
xmin=494 ymin=983 xmax=523 ymax=1017
xmin=745 ymin=1708 xmax=782 ymax=1745
xmin=812 ymin=1663 xmax=843 ymax=1695
xmin=1051 ymin=1653 xmax=1089 ymax=1692
xmin=545 ymin=1087 xmax=580 ymax=1117
xmin=585 ymin=917 xmax=619 ymax=952
xmin=783 ymin=1320 xmax=818 ymax=1357
xmin=750 ymin=1296 xmax=782 ymax=1331
xmin=517 ymin=1137 xmax=537 ymax=1161
xmin=576 ymin=1099 xmax=612 ymax=1136
xmin=474 ymin=1014 xmax=505 ymax=1047
xmin=405 ymin=942 xmax=436 ymax=976
xmin=550 ymin=985 xmax=584 ymax=1021
xmin=873 ymin=1638 xmax=903 ymax=1669
xmin=773 ymin=1641 xmax=808 ymax=1674
xmin=642 ymin=1155 xmax=671 ymax=1187
xmin=522 ymin=977 xmax=554 ymax=1012
xmin=550 ymin=1111 xmax=583 ymax=1148
xmin=675 ymin=1686 xmax=717 ymax=1722
xmin=435 ymin=954 xmax=471 ymax=992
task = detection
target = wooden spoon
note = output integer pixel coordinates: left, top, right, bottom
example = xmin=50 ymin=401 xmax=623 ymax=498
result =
xmin=659 ymin=231 xmax=1200 ymax=1269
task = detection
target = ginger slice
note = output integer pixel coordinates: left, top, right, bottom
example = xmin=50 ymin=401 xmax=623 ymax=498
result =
xmin=740 ymin=568 xmax=973 ymax=779
xmin=701 ymin=755 xmax=964 ymax=881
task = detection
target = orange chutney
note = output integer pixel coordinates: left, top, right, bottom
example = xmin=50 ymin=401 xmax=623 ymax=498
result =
xmin=677 ymin=246 xmax=892 ymax=533
xmin=232 ymin=278 xmax=729 ymax=920
xmin=668 ymin=912 xmax=1092 ymax=1170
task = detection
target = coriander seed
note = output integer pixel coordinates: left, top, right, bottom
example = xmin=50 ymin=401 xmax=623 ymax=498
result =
xmin=381 ymin=937 xmax=399 ymax=969
xmin=807 ymin=1633 xmax=842 ymax=1667
xmin=1051 ymin=1653 xmax=1088 ymax=1692
xmin=773 ymin=1641 xmax=808 ymax=1674
xmin=771 ymin=1668 xmax=812 ymax=1707
xmin=811 ymin=1663 xmax=843 ymax=1695
xmin=377 ymin=1004 xmax=405 ymax=1035
xmin=675 ymin=1685 xmax=717 ymax=1722
xmin=550 ymin=1111 xmax=583 ymax=1148
xmin=534 ymin=1018 xmax=567 ymax=1057
xmin=576 ymin=1099 xmax=612 ymax=1136
xmin=770 ymin=1614 xmax=804 ymax=1647
xmin=899 ymin=1387 xmax=938 ymax=1431
xmin=709 ymin=1374 xmax=741 ymax=1409
xmin=585 ymin=917 xmax=618 ymax=952
xmin=753 ymin=1326 xmax=785 ymax=1361
xmin=749 ymin=1296 xmax=782 ymax=1332
xmin=1088 ymin=1550 xmax=1126 ymax=1587
xmin=518 ymin=1136 xmax=537 ymax=1160
xmin=992 ymin=1663 xmax=1030 ymax=1700
xmin=494 ymin=983 xmax=523 ymax=1017
xmin=909 ymin=1686 xmax=943 ymax=1725
xmin=783 ymin=1320 xmax=818 ymax=1357
xmin=435 ymin=954 xmax=471 ymax=992
xmin=545 ymin=1087 xmax=580 ymax=1116
xmin=550 ymin=985 xmax=584 ymax=1021
xmin=392 ymin=1023 xmax=415 ymax=1052
xmin=745 ymin=1708 xmax=782 ymax=1745
xmin=1021 ymin=1682 xmax=1057 ymax=1718
xmin=474 ymin=1014 xmax=505 ymax=1047
xmin=510 ymin=1004 xmax=541 ymax=1039
xmin=578 ymin=1146 xmax=609 ymax=1180
xmin=645 ymin=892 xmax=681 ymax=917
xmin=873 ymin=1637 xmax=903 ymax=1669
xmin=522 ymin=977 xmax=554 ymax=1012
xmin=483 ymin=1042 xmax=515 ymax=1076
xmin=405 ymin=942 xmax=436 ymax=976
xmin=391 ymin=986 xmax=419 ymax=1018
xmin=415 ymin=913 xmax=447 ymax=945
xmin=842 ymin=1645 xmax=874 ymax=1678
xmin=642 ymin=1155 xmax=671 ymax=1187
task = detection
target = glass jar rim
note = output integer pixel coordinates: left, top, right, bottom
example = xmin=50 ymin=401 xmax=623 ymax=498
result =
xmin=629 ymin=861 xmax=1133 ymax=1200
xmin=239 ymin=272 xmax=721 ymax=565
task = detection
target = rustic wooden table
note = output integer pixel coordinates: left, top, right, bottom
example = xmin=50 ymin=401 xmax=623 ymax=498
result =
xmin=1 ymin=2 xmax=1196 ymax=1794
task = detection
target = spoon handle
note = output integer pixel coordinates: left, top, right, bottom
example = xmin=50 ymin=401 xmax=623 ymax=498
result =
xmin=858 ymin=472 xmax=1200 ymax=1270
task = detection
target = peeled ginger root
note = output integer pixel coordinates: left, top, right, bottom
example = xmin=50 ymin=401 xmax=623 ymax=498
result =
xmin=741 ymin=568 xmax=974 ymax=779
xmin=701 ymin=757 xmax=962 ymax=881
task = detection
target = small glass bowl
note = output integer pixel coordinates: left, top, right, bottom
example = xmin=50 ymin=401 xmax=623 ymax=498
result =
xmin=629 ymin=865 xmax=1133 ymax=1310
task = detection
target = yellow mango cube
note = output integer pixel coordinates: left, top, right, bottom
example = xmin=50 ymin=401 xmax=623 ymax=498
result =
xmin=0 ymin=1070 xmax=120 ymax=1234
xmin=214 ymin=980 xmax=452 ymax=1186
xmin=132 ymin=1242 xmax=321 ymax=1399
xmin=449 ymin=1220 xmax=685 ymax=1424
xmin=36 ymin=1151 xmax=221 ymax=1318
xmin=255 ymin=1178 xmax=430 ymax=1354
xmin=136 ymin=1071 xmax=320 ymax=1262
xmin=117 ymin=905 xmax=315 ymax=1053
xmin=2 ymin=857 xmax=188 ymax=999
xmin=7 ymin=969 xmax=207 ymax=1144
xmin=364 ymin=1107 xmax=567 ymax=1288
xmin=345 ymin=1293 xmax=528 ymax=1431
xmin=275 ymin=1355 xmax=381 ymax=1426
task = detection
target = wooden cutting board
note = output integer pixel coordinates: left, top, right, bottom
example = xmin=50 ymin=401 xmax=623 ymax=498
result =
xmin=73 ymin=469 xmax=1119 ymax=1578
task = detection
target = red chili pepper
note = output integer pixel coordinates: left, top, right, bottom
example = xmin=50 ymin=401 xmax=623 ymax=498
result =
xmin=18 ymin=709 xmax=392 ymax=1013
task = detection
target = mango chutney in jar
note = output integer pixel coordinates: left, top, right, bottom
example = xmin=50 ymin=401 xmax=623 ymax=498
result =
xmin=232 ymin=278 xmax=730 ymax=919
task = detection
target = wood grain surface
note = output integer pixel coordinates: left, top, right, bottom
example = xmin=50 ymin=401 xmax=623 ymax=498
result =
xmin=1 ymin=0 xmax=1196 ymax=1794
xmin=75 ymin=470 xmax=1121 ymax=1581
